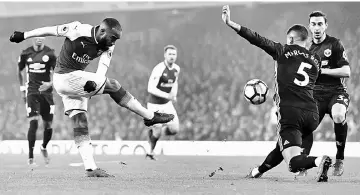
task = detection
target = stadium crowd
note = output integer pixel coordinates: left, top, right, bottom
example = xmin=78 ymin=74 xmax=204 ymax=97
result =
xmin=0 ymin=3 xmax=359 ymax=142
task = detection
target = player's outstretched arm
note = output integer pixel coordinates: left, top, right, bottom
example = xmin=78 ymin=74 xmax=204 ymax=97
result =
xmin=10 ymin=26 xmax=58 ymax=43
xmin=222 ymin=5 xmax=283 ymax=60
xmin=10 ymin=21 xmax=82 ymax=43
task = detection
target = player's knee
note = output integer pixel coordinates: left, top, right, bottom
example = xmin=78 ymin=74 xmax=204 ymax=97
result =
xmin=29 ymin=119 xmax=38 ymax=131
xmin=43 ymin=121 xmax=52 ymax=129
xmin=165 ymin=124 xmax=180 ymax=136
xmin=332 ymin=113 xmax=346 ymax=124
xmin=109 ymin=86 xmax=134 ymax=107
xmin=331 ymin=104 xmax=346 ymax=123
xmin=70 ymin=112 xmax=88 ymax=129
xmin=104 ymin=78 xmax=121 ymax=93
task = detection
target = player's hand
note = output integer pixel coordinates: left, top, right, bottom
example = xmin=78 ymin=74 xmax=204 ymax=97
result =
xmin=222 ymin=5 xmax=231 ymax=24
xmin=39 ymin=81 xmax=52 ymax=92
xmin=10 ymin=31 xmax=25 ymax=43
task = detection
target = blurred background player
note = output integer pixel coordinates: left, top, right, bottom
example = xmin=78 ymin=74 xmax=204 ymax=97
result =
xmin=10 ymin=18 xmax=174 ymax=177
xmin=146 ymin=45 xmax=180 ymax=160
xmin=17 ymin=37 xmax=56 ymax=166
xmin=245 ymin=10 xmax=351 ymax=179
xmin=222 ymin=5 xmax=332 ymax=182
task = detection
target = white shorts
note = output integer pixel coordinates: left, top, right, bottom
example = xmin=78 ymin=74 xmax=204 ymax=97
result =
xmin=53 ymin=70 xmax=107 ymax=116
xmin=147 ymin=101 xmax=179 ymax=127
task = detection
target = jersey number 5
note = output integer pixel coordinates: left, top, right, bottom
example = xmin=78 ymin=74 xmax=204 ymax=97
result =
xmin=294 ymin=62 xmax=312 ymax=86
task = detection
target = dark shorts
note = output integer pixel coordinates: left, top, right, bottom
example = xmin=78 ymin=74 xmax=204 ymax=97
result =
xmin=26 ymin=93 xmax=54 ymax=121
xmin=314 ymin=92 xmax=350 ymax=122
xmin=277 ymin=106 xmax=319 ymax=152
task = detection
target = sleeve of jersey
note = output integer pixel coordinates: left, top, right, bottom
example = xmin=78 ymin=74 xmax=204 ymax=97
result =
xmin=49 ymin=50 xmax=57 ymax=69
xmin=96 ymin=45 xmax=114 ymax=76
xmin=17 ymin=52 xmax=26 ymax=71
xmin=237 ymin=26 xmax=283 ymax=60
xmin=334 ymin=40 xmax=350 ymax=67
xmin=56 ymin=21 xmax=91 ymax=41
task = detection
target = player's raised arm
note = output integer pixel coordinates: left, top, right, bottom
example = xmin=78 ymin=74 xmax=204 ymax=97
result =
xmin=147 ymin=65 xmax=172 ymax=100
xmin=222 ymin=5 xmax=283 ymax=60
xmin=10 ymin=21 xmax=82 ymax=43
xmin=96 ymin=46 xmax=115 ymax=76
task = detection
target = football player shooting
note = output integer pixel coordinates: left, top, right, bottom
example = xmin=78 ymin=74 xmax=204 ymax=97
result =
xmin=245 ymin=11 xmax=351 ymax=179
xmin=18 ymin=37 xmax=56 ymax=167
xmin=222 ymin=5 xmax=332 ymax=182
xmin=10 ymin=18 xmax=174 ymax=177
xmin=146 ymin=45 xmax=180 ymax=160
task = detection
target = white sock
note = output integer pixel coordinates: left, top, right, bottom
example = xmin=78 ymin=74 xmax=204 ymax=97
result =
xmin=251 ymin=167 xmax=260 ymax=176
xmin=78 ymin=141 xmax=97 ymax=171
xmin=314 ymin=156 xmax=323 ymax=167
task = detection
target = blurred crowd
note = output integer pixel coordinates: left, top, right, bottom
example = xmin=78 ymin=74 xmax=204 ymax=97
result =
xmin=0 ymin=3 xmax=359 ymax=141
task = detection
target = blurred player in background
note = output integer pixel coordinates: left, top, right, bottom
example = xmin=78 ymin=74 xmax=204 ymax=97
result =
xmin=222 ymin=5 xmax=332 ymax=182
xmin=17 ymin=37 xmax=56 ymax=167
xmin=10 ymin=18 xmax=174 ymax=177
xmin=146 ymin=45 xmax=180 ymax=160
xmin=246 ymin=11 xmax=351 ymax=179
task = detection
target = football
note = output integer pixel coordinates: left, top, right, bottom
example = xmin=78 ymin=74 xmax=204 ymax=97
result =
xmin=243 ymin=79 xmax=269 ymax=105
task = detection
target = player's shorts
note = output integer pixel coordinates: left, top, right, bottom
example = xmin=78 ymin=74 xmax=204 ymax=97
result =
xmin=147 ymin=101 xmax=179 ymax=128
xmin=53 ymin=70 xmax=107 ymax=117
xmin=26 ymin=93 xmax=55 ymax=121
xmin=277 ymin=106 xmax=319 ymax=152
xmin=315 ymin=92 xmax=350 ymax=121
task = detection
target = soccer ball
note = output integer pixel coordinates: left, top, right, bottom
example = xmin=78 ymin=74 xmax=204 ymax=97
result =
xmin=243 ymin=79 xmax=269 ymax=105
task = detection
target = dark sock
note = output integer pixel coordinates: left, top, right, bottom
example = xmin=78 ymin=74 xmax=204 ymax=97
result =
xmin=148 ymin=129 xmax=159 ymax=151
xmin=289 ymin=154 xmax=317 ymax=173
xmin=27 ymin=120 xmax=38 ymax=159
xmin=301 ymin=133 xmax=313 ymax=155
xmin=334 ymin=122 xmax=348 ymax=160
xmin=258 ymin=144 xmax=284 ymax=174
xmin=42 ymin=128 xmax=53 ymax=149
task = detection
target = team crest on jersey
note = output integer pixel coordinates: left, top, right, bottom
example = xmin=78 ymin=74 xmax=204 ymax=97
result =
xmin=27 ymin=58 xmax=33 ymax=62
xmin=42 ymin=55 xmax=49 ymax=62
xmin=324 ymin=49 xmax=332 ymax=57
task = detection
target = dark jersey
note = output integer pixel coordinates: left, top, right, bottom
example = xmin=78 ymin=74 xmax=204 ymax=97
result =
xmin=238 ymin=27 xmax=321 ymax=113
xmin=54 ymin=21 xmax=114 ymax=74
xmin=309 ymin=35 xmax=350 ymax=93
xmin=18 ymin=46 xmax=56 ymax=95
xmin=148 ymin=62 xmax=180 ymax=104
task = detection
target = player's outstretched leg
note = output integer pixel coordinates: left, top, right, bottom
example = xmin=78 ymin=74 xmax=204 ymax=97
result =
xmin=27 ymin=118 xmax=39 ymax=167
xmin=41 ymin=120 xmax=53 ymax=166
xmin=71 ymin=112 xmax=114 ymax=177
xmin=246 ymin=142 xmax=283 ymax=178
xmin=332 ymin=103 xmax=348 ymax=176
xmin=103 ymin=78 xmax=174 ymax=125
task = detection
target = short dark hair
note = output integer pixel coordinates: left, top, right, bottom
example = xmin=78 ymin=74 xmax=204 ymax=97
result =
xmin=309 ymin=11 xmax=327 ymax=23
xmin=287 ymin=24 xmax=309 ymax=41
xmin=102 ymin=18 xmax=122 ymax=31
xmin=164 ymin=45 xmax=177 ymax=53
